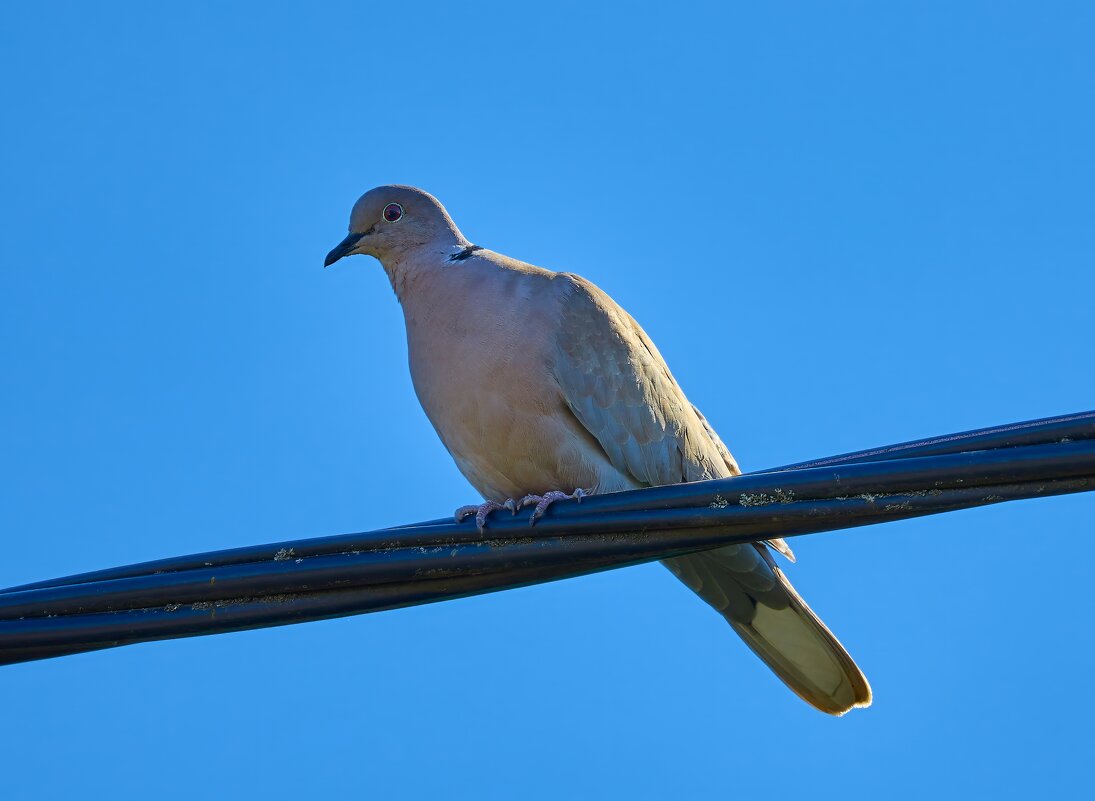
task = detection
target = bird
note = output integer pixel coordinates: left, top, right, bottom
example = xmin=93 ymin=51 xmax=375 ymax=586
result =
xmin=324 ymin=185 xmax=871 ymax=715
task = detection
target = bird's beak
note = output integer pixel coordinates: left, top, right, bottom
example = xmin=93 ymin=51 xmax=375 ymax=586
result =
xmin=324 ymin=232 xmax=366 ymax=268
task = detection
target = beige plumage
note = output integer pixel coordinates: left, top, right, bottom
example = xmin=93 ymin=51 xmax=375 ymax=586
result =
xmin=325 ymin=185 xmax=871 ymax=715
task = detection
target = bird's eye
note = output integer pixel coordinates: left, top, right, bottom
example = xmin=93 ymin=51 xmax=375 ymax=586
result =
xmin=383 ymin=203 xmax=404 ymax=223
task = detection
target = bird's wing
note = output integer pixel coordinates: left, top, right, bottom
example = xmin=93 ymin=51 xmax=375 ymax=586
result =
xmin=551 ymin=273 xmax=735 ymax=487
xmin=550 ymin=273 xmax=869 ymax=715
xmin=551 ymin=272 xmax=794 ymax=557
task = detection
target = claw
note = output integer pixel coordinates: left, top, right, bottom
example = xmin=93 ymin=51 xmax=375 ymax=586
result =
xmin=517 ymin=488 xmax=593 ymax=526
xmin=530 ymin=491 xmax=570 ymax=523
xmin=454 ymin=500 xmax=505 ymax=533
xmin=454 ymin=505 xmax=478 ymax=523
xmin=457 ymin=488 xmax=592 ymax=533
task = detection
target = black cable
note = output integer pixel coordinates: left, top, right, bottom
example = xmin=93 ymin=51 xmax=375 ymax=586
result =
xmin=1 ymin=410 xmax=1091 ymax=666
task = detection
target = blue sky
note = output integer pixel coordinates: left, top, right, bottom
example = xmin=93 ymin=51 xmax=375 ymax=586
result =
xmin=2 ymin=2 xmax=1093 ymax=798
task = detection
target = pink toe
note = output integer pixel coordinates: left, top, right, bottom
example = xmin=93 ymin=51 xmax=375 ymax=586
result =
xmin=454 ymin=505 xmax=479 ymax=523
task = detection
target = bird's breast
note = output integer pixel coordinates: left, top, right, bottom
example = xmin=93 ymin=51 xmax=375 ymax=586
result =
xmin=399 ymin=266 xmax=613 ymax=500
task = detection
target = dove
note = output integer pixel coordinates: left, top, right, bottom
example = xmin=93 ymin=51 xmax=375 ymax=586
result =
xmin=325 ymin=185 xmax=871 ymax=715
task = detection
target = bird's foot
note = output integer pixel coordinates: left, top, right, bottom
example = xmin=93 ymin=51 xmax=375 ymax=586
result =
xmin=517 ymin=488 xmax=590 ymax=525
xmin=454 ymin=498 xmax=519 ymax=533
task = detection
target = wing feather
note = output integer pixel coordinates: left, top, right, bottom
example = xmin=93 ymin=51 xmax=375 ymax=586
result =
xmin=552 ymin=273 xmax=730 ymax=488
xmin=549 ymin=273 xmax=868 ymax=715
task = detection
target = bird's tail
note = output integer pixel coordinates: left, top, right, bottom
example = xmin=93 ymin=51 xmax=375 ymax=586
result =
xmin=663 ymin=545 xmax=871 ymax=715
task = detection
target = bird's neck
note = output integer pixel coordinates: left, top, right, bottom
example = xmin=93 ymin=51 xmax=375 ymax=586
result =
xmin=380 ymin=238 xmax=469 ymax=305
xmin=376 ymin=244 xmax=462 ymax=306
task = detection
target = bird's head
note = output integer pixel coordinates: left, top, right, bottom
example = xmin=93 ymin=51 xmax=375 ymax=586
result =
xmin=323 ymin=185 xmax=466 ymax=268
